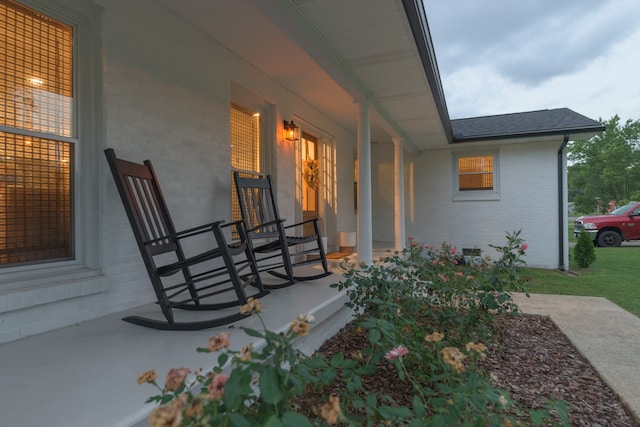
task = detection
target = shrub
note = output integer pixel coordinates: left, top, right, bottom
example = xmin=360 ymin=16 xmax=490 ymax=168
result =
xmin=574 ymin=231 xmax=597 ymax=268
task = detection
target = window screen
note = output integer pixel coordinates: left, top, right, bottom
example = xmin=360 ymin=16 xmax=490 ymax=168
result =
xmin=230 ymin=104 xmax=260 ymax=223
xmin=458 ymin=155 xmax=493 ymax=191
xmin=0 ymin=0 xmax=74 ymax=266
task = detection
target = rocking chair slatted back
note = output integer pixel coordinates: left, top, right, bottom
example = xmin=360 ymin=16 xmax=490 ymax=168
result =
xmin=235 ymin=174 xmax=281 ymax=240
xmin=113 ymin=156 xmax=178 ymax=256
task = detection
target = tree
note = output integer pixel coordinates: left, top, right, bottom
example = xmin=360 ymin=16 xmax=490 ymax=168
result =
xmin=568 ymin=115 xmax=640 ymax=213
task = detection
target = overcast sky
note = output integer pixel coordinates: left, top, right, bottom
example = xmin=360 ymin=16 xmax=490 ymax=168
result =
xmin=423 ymin=0 xmax=640 ymax=122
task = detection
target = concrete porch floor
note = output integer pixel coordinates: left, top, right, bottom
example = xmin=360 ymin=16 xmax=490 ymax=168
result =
xmin=0 ymin=267 xmax=352 ymax=427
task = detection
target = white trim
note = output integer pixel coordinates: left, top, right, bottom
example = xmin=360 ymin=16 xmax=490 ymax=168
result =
xmin=293 ymin=117 xmax=337 ymax=246
xmin=0 ymin=268 xmax=107 ymax=315
xmin=1 ymin=2 xmax=104 ymax=281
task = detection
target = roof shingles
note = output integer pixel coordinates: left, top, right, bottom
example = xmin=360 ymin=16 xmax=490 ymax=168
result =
xmin=451 ymin=108 xmax=604 ymax=142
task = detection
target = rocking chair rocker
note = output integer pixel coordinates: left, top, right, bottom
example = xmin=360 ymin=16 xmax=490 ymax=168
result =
xmin=233 ymin=171 xmax=332 ymax=289
xmin=105 ymin=149 xmax=268 ymax=330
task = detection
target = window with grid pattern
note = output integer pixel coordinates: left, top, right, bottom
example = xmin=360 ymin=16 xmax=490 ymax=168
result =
xmin=457 ymin=155 xmax=494 ymax=191
xmin=0 ymin=0 xmax=74 ymax=266
xmin=230 ymin=104 xmax=260 ymax=223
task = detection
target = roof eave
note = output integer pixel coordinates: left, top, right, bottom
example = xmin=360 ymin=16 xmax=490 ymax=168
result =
xmin=402 ymin=0 xmax=453 ymax=144
xmin=452 ymin=125 xmax=606 ymax=143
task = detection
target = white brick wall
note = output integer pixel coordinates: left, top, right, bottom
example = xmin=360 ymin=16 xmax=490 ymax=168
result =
xmin=406 ymin=139 xmax=564 ymax=269
xmin=0 ymin=0 xmax=357 ymax=343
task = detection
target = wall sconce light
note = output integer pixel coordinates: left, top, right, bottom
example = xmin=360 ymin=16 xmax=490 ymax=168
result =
xmin=283 ymin=120 xmax=299 ymax=141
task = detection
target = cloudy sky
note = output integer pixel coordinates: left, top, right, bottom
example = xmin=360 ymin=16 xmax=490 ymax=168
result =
xmin=423 ymin=0 xmax=640 ymax=122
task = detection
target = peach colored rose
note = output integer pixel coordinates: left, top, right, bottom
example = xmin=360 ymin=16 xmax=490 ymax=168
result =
xmin=320 ymin=394 xmax=341 ymax=425
xmin=207 ymin=332 xmax=230 ymax=352
xmin=164 ymin=367 xmax=190 ymax=392
xmin=137 ymin=369 xmax=157 ymax=384
xmin=240 ymin=297 xmax=262 ymax=315
xmin=148 ymin=395 xmax=186 ymax=427
xmin=424 ymin=331 xmax=444 ymax=343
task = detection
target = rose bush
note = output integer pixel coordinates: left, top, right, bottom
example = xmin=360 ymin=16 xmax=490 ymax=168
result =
xmin=139 ymin=232 xmax=569 ymax=426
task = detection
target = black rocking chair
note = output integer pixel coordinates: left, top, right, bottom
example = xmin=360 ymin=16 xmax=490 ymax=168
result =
xmin=105 ymin=149 xmax=268 ymax=330
xmin=233 ymin=171 xmax=332 ymax=289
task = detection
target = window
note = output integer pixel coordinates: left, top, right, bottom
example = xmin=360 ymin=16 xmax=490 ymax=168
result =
xmin=453 ymin=151 xmax=499 ymax=201
xmin=230 ymin=104 xmax=260 ymax=223
xmin=458 ymin=155 xmax=493 ymax=191
xmin=1 ymin=0 xmax=74 ymax=266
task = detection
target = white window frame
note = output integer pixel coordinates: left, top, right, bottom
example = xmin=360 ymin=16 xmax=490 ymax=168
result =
xmin=0 ymin=0 xmax=106 ymax=310
xmin=452 ymin=149 xmax=500 ymax=202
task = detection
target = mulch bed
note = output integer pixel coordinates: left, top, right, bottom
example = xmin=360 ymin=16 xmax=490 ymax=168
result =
xmin=299 ymin=314 xmax=638 ymax=426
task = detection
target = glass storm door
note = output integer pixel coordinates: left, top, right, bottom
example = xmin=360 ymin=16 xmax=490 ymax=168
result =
xmin=301 ymin=133 xmax=319 ymax=235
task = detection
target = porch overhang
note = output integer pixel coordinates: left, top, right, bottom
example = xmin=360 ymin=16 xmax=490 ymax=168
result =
xmin=156 ymin=0 xmax=452 ymax=152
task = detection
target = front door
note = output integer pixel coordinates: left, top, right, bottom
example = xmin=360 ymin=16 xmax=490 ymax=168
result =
xmin=301 ymin=132 xmax=319 ymax=236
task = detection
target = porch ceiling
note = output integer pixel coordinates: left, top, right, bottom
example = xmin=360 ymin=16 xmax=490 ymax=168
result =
xmin=157 ymin=0 xmax=452 ymax=152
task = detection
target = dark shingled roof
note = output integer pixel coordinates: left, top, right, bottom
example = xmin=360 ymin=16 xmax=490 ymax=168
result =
xmin=450 ymin=108 xmax=605 ymax=142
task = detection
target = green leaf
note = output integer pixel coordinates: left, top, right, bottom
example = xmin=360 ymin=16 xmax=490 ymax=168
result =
xmin=259 ymin=366 xmax=284 ymax=405
xmin=304 ymin=356 xmax=328 ymax=368
xmin=321 ymin=367 xmax=337 ymax=385
xmin=261 ymin=414 xmax=283 ymax=427
xmin=368 ymin=328 xmax=381 ymax=344
xmin=341 ymin=358 xmax=359 ymax=369
xmin=359 ymin=318 xmax=377 ymax=329
xmin=218 ymin=352 xmax=229 ymax=367
xmin=330 ymin=352 xmax=344 ymax=368
xmin=229 ymin=413 xmax=253 ymax=427
xmin=223 ymin=368 xmax=251 ymax=410
xmin=378 ymin=405 xmax=412 ymax=419
xmin=144 ymin=395 xmax=162 ymax=404
xmin=413 ymin=395 xmax=425 ymax=417
xmin=356 ymin=364 xmax=376 ymax=376
xmin=365 ymin=393 xmax=377 ymax=407
xmin=429 ymin=414 xmax=446 ymax=427
xmin=240 ymin=327 xmax=265 ymax=338
xmin=281 ymin=412 xmax=314 ymax=427
xmin=530 ymin=411 xmax=544 ymax=426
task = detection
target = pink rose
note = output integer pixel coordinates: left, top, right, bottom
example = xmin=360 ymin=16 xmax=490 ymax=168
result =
xmin=385 ymin=345 xmax=409 ymax=360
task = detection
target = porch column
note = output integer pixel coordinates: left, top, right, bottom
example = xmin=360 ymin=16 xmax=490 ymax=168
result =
xmin=356 ymin=99 xmax=373 ymax=264
xmin=393 ymin=137 xmax=406 ymax=251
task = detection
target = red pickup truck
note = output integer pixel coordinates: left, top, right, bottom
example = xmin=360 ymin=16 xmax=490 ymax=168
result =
xmin=574 ymin=201 xmax=640 ymax=246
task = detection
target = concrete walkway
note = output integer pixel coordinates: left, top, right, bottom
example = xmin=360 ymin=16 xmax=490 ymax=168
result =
xmin=512 ymin=293 xmax=640 ymax=422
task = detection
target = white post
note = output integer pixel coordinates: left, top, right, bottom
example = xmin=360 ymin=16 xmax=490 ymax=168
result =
xmin=356 ymin=99 xmax=373 ymax=264
xmin=393 ymin=137 xmax=406 ymax=251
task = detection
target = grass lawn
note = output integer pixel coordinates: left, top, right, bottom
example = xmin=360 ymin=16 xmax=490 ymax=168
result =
xmin=523 ymin=245 xmax=640 ymax=318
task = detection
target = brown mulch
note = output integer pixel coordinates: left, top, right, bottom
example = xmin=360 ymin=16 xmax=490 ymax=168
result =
xmin=300 ymin=314 xmax=639 ymax=426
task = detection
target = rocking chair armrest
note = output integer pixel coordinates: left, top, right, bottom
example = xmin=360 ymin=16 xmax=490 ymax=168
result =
xmin=283 ymin=218 xmax=319 ymax=229
xmin=245 ymin=219 xmax=284 ymax=234
xmin=173 ymin=221 xmax=227 ymax=239
xmin=219 ymin=220 xmax=245 ymax=231
xmin=144 ymin=221 xmax=226 ymax=245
